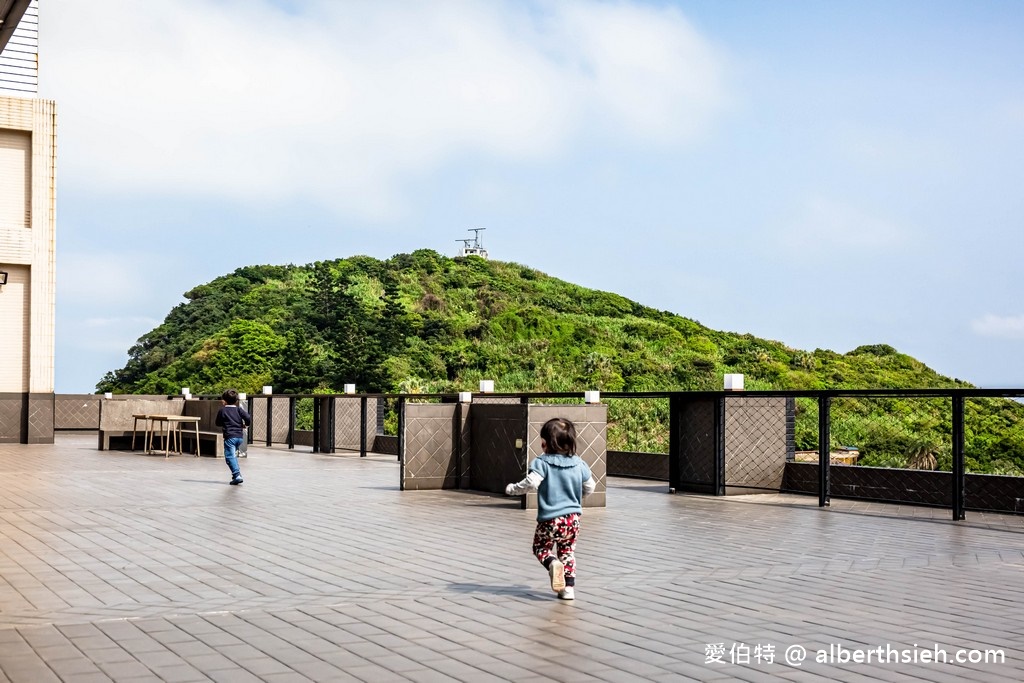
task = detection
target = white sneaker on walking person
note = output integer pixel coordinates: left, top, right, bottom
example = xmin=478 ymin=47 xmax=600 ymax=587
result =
xmin=548 ymin=559 xmax=565 ymax=592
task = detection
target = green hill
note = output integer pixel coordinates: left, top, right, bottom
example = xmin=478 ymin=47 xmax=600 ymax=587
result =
xmin=97 ymin=250 xmax=1024 ymax=474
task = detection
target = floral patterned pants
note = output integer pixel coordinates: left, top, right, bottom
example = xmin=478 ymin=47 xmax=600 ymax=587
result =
xmin=532 ymin=513 xmax=581 ymax=582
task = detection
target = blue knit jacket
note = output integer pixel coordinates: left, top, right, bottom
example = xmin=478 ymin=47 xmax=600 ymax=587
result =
xmin=507 ymin=453 xmax=596 ymax=521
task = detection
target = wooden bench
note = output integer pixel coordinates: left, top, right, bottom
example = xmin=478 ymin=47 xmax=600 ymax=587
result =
xmin=98 ymin=398 xmax=184 ymax=452
xmin=97 ymin=397 xmax=237 ymax=457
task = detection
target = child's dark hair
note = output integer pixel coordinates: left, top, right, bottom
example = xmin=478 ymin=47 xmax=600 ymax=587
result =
xmin=541 ymin=417 xmax=577 ymax=456
xmin=221 ymin=389 xmax=239 ymax=405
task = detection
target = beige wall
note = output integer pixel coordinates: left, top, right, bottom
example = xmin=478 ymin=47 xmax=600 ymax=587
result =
xmin=0 ymin=263 xmax=28 ymax=390
xmin=0 ymin=96 xmax=56 ymax=400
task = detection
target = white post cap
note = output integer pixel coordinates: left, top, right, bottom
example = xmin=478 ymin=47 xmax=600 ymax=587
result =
xmin=724 ymin=374 xmax=745 ymax=391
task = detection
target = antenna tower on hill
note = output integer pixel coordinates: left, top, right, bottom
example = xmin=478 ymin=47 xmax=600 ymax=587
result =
xmin=456 ymin=227 xmax=488 ymax=259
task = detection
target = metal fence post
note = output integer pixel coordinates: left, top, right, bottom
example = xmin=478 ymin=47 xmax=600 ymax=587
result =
xmin=288 ymin=396 xmax=296 ymax=450
xmin=714 ymin=394 xmax=726 ymax=496
xmin=952 ymin=393 xmax=966 ymax=520
xmin=360 ymin=396 xmax=368 ymax=457
xmin=327 ymin=396 xmax=336 ymax=454
xmin=246 ymin=396 xmax=254 ymax=445
xmin=311 ymin=396 xmax=320 ymax=453
xmin=397 ymin=398 xmax=406 ymax=491
xmin=818 ymin=394 xmax=831 ymax=507
xmin=265 ymin=395 xmax=273 ymax=447
xmin=668 ymin=393 xmax=680 ymax=493
xmin=455 ymin=400 xmax=464 ymax=490
xmin=397 ymin=396 xmax=406 ymax=463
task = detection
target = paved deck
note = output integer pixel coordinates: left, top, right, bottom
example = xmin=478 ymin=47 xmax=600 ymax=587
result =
xmin=1 ymin=434 xmax=1023 ymax=682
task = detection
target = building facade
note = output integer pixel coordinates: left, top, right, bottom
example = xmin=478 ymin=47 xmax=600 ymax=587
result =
xmin=0 ymin=0 xmax=56 ymax=443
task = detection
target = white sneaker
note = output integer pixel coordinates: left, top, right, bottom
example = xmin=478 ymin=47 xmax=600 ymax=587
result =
xmin=548 ymin=559 xmax=566 ymax=592
xmin=558 ymin=587 xmax=575 ymax=600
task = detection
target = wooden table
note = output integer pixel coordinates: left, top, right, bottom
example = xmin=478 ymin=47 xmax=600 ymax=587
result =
xmin=131 ymin=414 xmax=157 ymax=452
xmin=132 ymin=414 xmax=202 ymax=457
xmin=163 ymin=416 xmax=202 ymax=457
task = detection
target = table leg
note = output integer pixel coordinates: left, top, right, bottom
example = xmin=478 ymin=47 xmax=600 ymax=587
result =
xmin=193 ymin=423 xmax=201 ymax=457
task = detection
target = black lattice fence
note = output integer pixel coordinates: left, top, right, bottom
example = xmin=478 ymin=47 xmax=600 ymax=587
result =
xmin=723 ymin=396 xmax=790 ymax=491
xmin=331 ymin=396 xmax=368 ymax=453
xmin=828 ymin=396 xmax=952 ymax=506
xmin=378 ymin=397 xmax=399 ymax=435
xmin=371 ymin=396 xmax=400 ymax=455
xmin=669 ymin=396 xmax=721 ymax=494
xmin=773 ymin=390 xmax=1024 ymax=517
xmin=250 ymin=396 xmax=291 ymax=447
xmin=605 ymin=397 xmax=668 ymax=453
xmin=250 ymin=396 xmax=267 ymax=442
xmin=272 ymin=397 xmax=293 ymax=446
xmin=605 ymin=396 xmax=669 ymax=480
xmin=61 ymin=387 xmax=1024 ymax=519
xmin=780 ymin=397 xmax=822 ymax=496
xmin=964 ymin=396 xmax=1024 ymax=513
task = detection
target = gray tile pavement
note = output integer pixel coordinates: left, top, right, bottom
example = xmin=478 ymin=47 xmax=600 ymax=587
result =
xmin=1 ymin=434 xmax=1023 ymax=681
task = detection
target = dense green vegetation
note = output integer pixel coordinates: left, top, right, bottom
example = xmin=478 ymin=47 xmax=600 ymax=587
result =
xmin=97 ymin=250 xmax=1024 ymax=474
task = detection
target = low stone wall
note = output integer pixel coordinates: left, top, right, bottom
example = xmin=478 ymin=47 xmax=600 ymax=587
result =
xmin=0 ymin=393 xmax=54 ymax=444
xmin=373 ymin=435 xmax=398 ymax=456
xmin=608 ymin=450 xmax=669 ymax=481
xmin=293 ymin=430 xmax=314 ymax=447
xmin=55 ymin=394 xmax=101 ymax=430
xmin=401 ymin=403 xmax=465 ymax=490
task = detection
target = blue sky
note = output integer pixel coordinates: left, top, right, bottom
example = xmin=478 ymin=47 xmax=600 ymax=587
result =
xmin=41 ymin=0 xmax=1024 ymax=392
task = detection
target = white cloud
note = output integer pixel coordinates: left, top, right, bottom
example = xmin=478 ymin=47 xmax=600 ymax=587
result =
xmin=971 ymin=314 xmax=1024 ymax=340
xmin=41 ymin=0 xmax=728 ymax=221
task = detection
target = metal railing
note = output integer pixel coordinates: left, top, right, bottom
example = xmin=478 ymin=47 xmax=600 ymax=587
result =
xmin=56 ymin=388 xmax=1024 ymax=519
xmin=662 ymin=388 xmax=1024 ymax=521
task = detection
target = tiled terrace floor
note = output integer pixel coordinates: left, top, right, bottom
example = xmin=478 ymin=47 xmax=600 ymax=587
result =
xmin=1 ymin=434 xmax=1024 ymax=682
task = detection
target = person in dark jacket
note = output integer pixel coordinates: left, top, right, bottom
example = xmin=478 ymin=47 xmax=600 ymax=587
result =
xmin=215 ymin=389 xmax=251 ymax=485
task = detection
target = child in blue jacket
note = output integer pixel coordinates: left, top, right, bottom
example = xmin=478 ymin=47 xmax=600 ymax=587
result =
xmin=506 ymin=417 xmax=596 ymax=600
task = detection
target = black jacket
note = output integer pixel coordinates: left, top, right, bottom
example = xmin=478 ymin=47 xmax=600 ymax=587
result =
xmin=215 ymin=405 xmax=251 ymax=439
